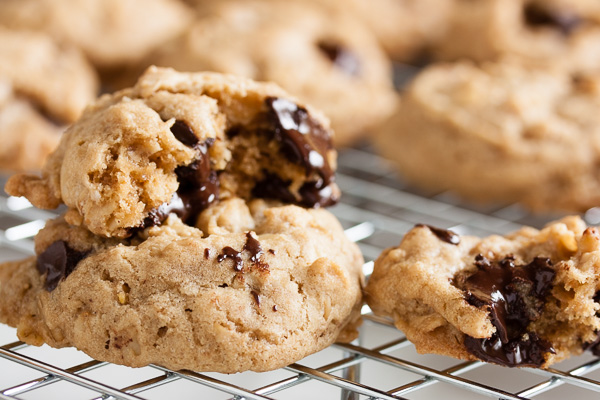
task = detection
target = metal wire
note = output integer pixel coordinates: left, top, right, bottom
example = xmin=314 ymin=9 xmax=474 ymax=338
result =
xmin=1 ymin=145 xmax=600 ymax=399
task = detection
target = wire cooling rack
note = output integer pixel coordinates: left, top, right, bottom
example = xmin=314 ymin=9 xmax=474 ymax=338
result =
xmin=2 ymin=145 xmax=600 ymax=400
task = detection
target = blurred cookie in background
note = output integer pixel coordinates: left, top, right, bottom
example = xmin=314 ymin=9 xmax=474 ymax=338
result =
xmin=436 ymin=0 xmax=600 ymax=72
xmin=375 ymin=60 xmax=600 ymax=212
xmin=0 ymin=0 xmax=192 ymax=71
xmin=142 ymin=0 xmax=397 ymax=147
xmin=0 ymin=28 xmax=98 ymax=172
xmin=185 ymin=0 xmax=454 ymax=63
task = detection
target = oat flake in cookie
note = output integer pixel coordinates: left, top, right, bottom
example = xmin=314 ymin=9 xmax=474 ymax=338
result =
xmin=366 ymin=217 xmax=600 ymax=368
xmin=0 ymin=67 xmax=364 ymax=373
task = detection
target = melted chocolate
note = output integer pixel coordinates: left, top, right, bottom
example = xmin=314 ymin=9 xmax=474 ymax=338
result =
xmin=217 ymin=247 xmax=244 ymax=272
xmin=217 ymin=231 xmax=270 ymax=272
xmin=244 ymin=232 xmax=263 ymax=264
xmin=36 ymin=241 xmax=90 ymax=291
xmin=460 ymin=255 xmax=556 ymax=367
xmin=252 ymin=173 xmax=297 ymax=204
xmin=416 ymin=224 xmax=460 ymax=245
xmin=524 ymin=3 xmax=582 ymax=35
xmin=263 ymin=97 xmax=338 ymax=207
xmin=139 ymin=137 xmax=218 ymax=230
xmin=251 ymin=290 xmax=261 ymax=306
xmin=317 ymin=41 xmax=361 ymax=77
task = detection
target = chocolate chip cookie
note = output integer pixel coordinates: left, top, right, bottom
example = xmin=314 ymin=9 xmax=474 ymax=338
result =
xmin=0 ymin=0 xmax=192 ymax=69
xmin=143 ymin=0 xmax=397 ymax=146
xmin=7 ymin=66 xmax=340 ymax=238
xmin=0 ymin=199 xmax=363 ymax=372
xmin=436 ymin=0 xmax=600 ymax=72
xmin=0 ymin=28 xmax=98 ymax=171
xmin=0 ymin=67 xmax=364 ymax=372
xmin=375 ymin=60 xmax=600 ymax=212
xmin=366 ymin=217 xmax=600 ymax=368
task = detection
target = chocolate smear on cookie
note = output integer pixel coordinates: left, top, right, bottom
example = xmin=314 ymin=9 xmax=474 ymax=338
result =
xmin=416 ymin=224 xmax=460 ymax=245
xmin=317 ymin=41 xmax=361 ymax=77
xmin=37 ymin=241 xmax=90 ymax=291
xmin=458 ymin=254 xmax=556 ymax=367
xmin=524 ymin=3 xmax=582 ymax=35
xmin=218 ymin=232 xmax=269 ymax=272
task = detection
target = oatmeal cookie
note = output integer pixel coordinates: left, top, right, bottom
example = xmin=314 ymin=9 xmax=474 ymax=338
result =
xmin=0 ymin=0 xmax=192 ymax=69
xmin=436 ymin=0 xmax=600 ymax=72
xmin=375 ymin=60 xmax=600 ymax=212
xmin=0 ymin=199 xmax=364 ymax=372
xmin=6 ymin=67 xmax=339 ymax=238
xmin=366 ymin=217 xmax=600 ymax=368
xmin=0 ymin=28 xmax=98 ymax=171
xmin=144 ymin=0 xmax=397 ymax=146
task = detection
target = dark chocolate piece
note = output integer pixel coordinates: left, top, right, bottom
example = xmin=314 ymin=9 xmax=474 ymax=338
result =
xmin=273 ymin=305 xmax=278 ymax=312
xmin=459 ymin=255 xmax=556 ymax=367
xmin=317 ymin=41 xmax=361 ymax=77
xmin=136 ymin=138 xmax=218 ymax=230
xmin=217 ymin=247 xmax=243 ymax=272
xmin=524 ymin=3 xmax=582 ymax=35
xmin=251 ymin=290 xmax=261 ymax=306
xmin=252 ymin=173 xmax=297 ymax=204
xmin=416 ymin=224 xmax=460 ymax=245
xmin=261 ymin=97 xmax=337 ymax=207
xmin=36 ymin=241 xmax=90 ymax=292
xmin=583 ymin=291 xmax=600 ymax=355
xmin=204 ymin=248 xmax=211 ymax=259
xmin=170 ymin=120 xmax=199 ymax=147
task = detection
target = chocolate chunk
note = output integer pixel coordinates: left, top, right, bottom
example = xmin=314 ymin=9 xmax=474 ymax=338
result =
xmin=251 ymin=290 xmax=261 ymax=306
xmin=36 ymin=241 xmax=89 ymax=292
xmin=135 ymin=138 xmax=218 ymax=230
xmin=416 ymin=224 xmax=460 ymax=245
xmin=464 ymin=332 xmax=552 ymax=368
xmin=204 ymin=248 xmax=211 ymax=259
xmin=217 ymin=247 xmax=243 ymax=272
xmin=458 ymin=255 xmax=556 ymax=367
xmin=262 ymin=97 xmax=338 ymax=207
xmin=252 ymin=173 xmax=297 ymax=204
xmin=273 ymin=305 xmax=278 ymax=312
xmin=317 ymin=41 xmax=361 ymax=77
xmin=170 ymin=120 xmax=199 ymax=147
xmin=524 ymin=3 xmax=582 ymax=35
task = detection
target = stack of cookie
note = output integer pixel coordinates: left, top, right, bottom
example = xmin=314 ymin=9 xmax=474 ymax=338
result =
xmin=0 ymin=67 xmax=364 ymax=372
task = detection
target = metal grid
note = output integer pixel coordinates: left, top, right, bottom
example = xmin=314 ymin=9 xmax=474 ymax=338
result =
xmin=1 ymin=145 xmax=600 ymax=399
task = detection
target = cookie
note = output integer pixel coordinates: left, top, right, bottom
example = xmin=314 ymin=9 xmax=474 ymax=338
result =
xmin=0 ymin=199 xmax=364 ymax=372
xmin=143 ymin=0 xmax=397 ymax=146
xmin=0 ymin=0 xmax=193 ymax=69
xmin=186 ymin=0 xmax=453 ymax=62
xmin=436 ymin=0 xmax=600 ymax=72
xmin=366 ymin=217 xmax=600 ymax=368
xmin=0 ymin=28 xmax=98 ymax=171
xmin=6 ymin=66 xmax=340 ymax=238
xmin=375 ymin=60 xmax=600 ymax=212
